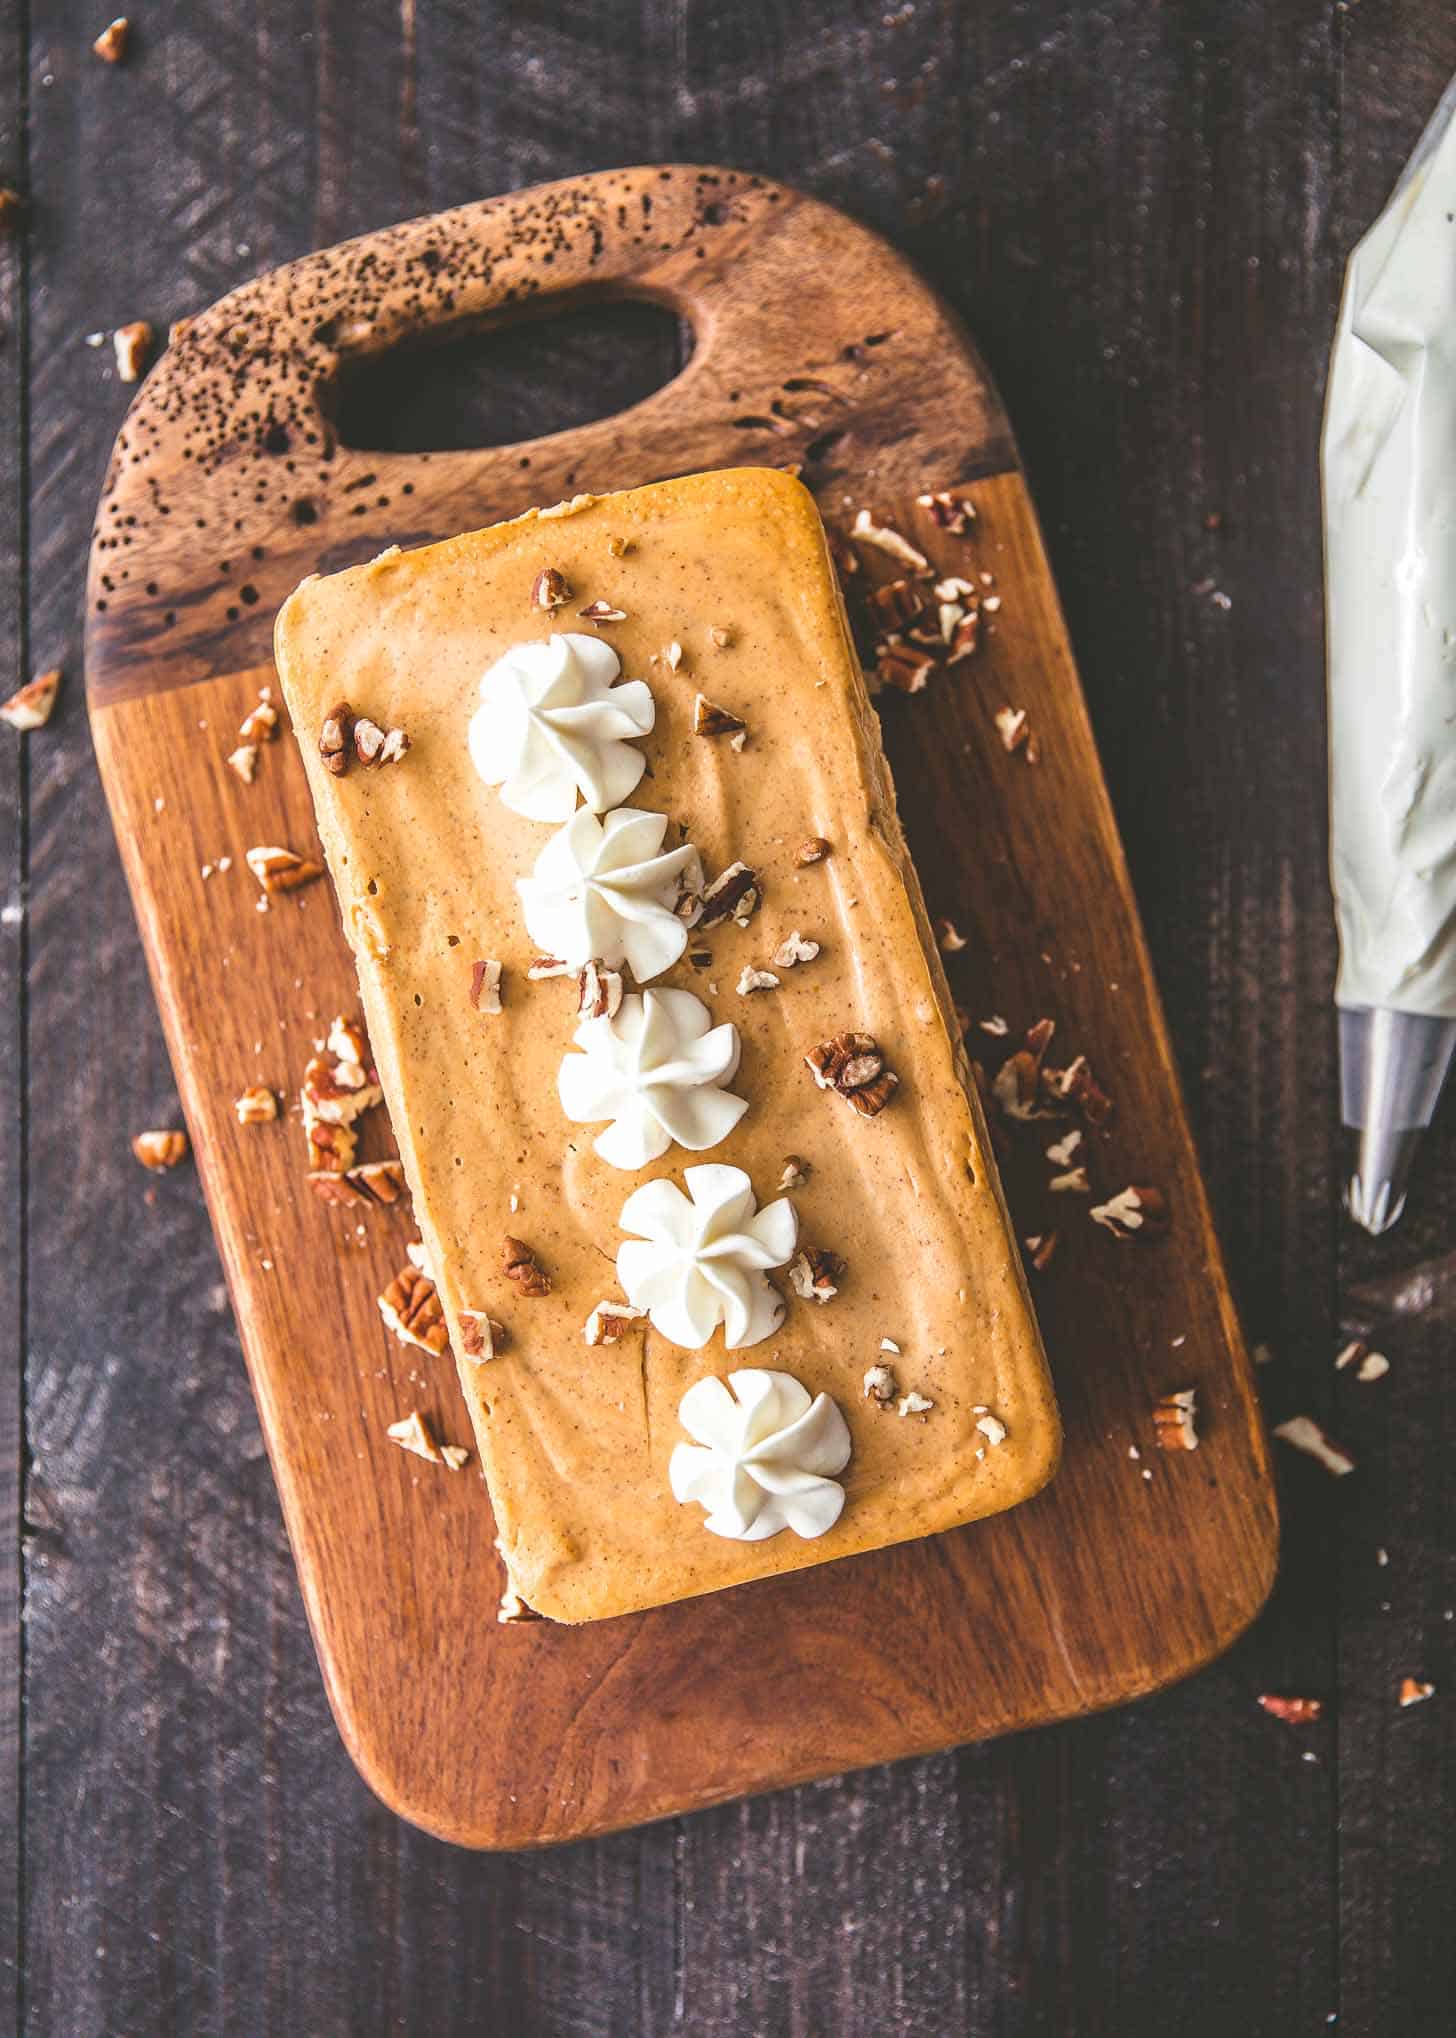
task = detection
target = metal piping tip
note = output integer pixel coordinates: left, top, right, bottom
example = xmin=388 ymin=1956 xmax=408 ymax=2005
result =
xmin=1339 ymin=1007 xmax=1456 ymax=1236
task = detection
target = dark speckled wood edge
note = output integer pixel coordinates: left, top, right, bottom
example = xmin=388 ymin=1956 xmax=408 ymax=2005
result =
xmin=84 ymin=166 xmax=1276 ymax=1848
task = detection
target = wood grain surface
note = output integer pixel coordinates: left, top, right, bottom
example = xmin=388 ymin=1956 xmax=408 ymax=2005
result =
xmin=86 ymin=164 xmax=1273 ymax=1843
xmin=5 ymin=1 xmax=1455 ymax=2033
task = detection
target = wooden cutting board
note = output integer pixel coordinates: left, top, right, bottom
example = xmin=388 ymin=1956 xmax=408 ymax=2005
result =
xmin=85 ymin=165 xmax=1277 ymax=1849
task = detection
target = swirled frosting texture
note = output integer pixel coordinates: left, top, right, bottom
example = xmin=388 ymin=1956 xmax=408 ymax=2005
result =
xmin=468 ymin=632 xmax=655 ymax=821
xmin=615 ymin=1164 xmax=796 ymax=1349
xmin=517 ymin=806 xmax=701 ymax=980
xmin=669 ymin=1369 xmax=853 ymax=1540
xmin=558 ymin=987 xmax=747 ymax=1169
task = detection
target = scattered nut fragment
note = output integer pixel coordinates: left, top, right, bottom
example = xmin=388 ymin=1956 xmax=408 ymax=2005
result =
xmin=354 ymin=715 xmax=409 ymax=766
xmin=305 ymin=1121 xmax=356 ymax=1176
xmin=239 ymin=691 xmax=279 ymax=744
xmin=935 ymin=918 xmax=967 ymax=952
xmin=737 ymin=964 xmax=780 ymax=994
xmin=1023 ymin=1231 xmax=1059 ymax=1271
xmin=113 ymin=320 xmax=153 ymax=383
xmin=1257 ymin=1695 xmax=1323 ymax=1725
xmin=1274 ymin=1415 xmax=1355 ymax=1477
xmin=233 ymin=1085 xmax=278 ymax=1125
xmin=1153 ymin=1387 xmax=1198 ymax=1451
xmin=876 ymin=641 xmax=935 ymax=694
xmin=459 ymin=1309 xmax=506 ymax=1363
xmin=308 ymin=1170 xmax=368 ymax=1207
xmin=386 ymin=1410 xmax=442 ymax=1463
xmin=1399 ymin=1677 xmax=1436 ymax=1708
xmin=527 ymin=954 xmax=573 ymax=980
xmin=0 ymin=667 xmax=61 ymax=731
xmin=993 ymin=704 xmax=1039 ymax=761
xmin=693 ymin=692 xmax=746 ymax=737
xmin=1043 ymin=1053 xmax=1113 ymax=1125
xmin=584 ymin=1299 xmax=646 ymax=1346
xmin=1050 ymin=1166 xmax=1090 ymax=1195
xmin=863 ymin=1363 xmax=898 ymax=1404
xmin=1046 ymin=1128 xmax=1083 ymax=1167
xmin=1356 ymin=1351 xmax=1389 ymax=1382
xmin=772 ymin=929 xmax=820 ymax=968
xmin=1090 ymin=1185 xmax=1168 ymax=1240
xmin=899 ymin=1391 xmax=934 ymax=1418
xmin=343 ymin=1159 xmax=409 ymax=1206
xmin=301 ymin=1016 xmax=383 ymax=1125
xmin=531 ymin=567 xmax=571 ymax=610
xmin=796 ymin=836 xmax=832 ymax=866
xmin=866 ymin=578 xmax=929 ymax=631
xmin=245 ymin=844 xmax=324 ymax=894
xmin=93 ymin=16 xmax=131 ymax=62
xmin=664 ymin=640 xmax=685 ymax=671
xmin=991 ymin=1020 xmax=1056 ymax=1121
xmin=779 ymin=1154 xmax=812 ymax=1190
xmin=228 ymin=744 xmax=259 ymax=784
xmin=698 ymin=861 xmax=760 ymax=929
xmin=851 ymin=508 xmax=929 ymax=572
xmin=498 ymin=1585 xmax=543 ymax=1624
xmin=132 ymin=1128 xmax=188 ymax=1171
xmin=578 ymin=599 xmax=627 ymax=623
xmin=502 ymin=1235 xmax=550 ymax=1297
xmin=470 ymin=958 xmax=503 ymax=1014
xmin=975 ymin=1413 xmax=1007 ymax=1446
xmin=788 ymin=1247 xmax=844 ymax=1303
xmin=708 ymin=625 xmax=732 ymax=649
xmin=577 ymin=959 xmax=623 ymax=1020
xmin=1335 ymin=1337 xmax=1389 ymax=1382
xmin=979 ymin=1014 xmax=1009 ymax=1037
xmin=379 ymin=1262 xmax=451 ymax=1356
xmin=606 ymin=534 xmax=632 ymax=559
xmin=805 ymin=1031 xmax=900 ymax=1116
xmin=440 ymin=1445 xmax=471 ymax=1471
xmin=917 ymin=489 xmax=977 ymax=535
xmin=319 ymin=700 xmax=354 ymax=775
xmin=0 ymin=188 xmax=23 ymax=236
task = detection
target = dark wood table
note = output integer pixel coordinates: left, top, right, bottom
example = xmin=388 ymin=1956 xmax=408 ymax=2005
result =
xmin=3 ymin=4 xmax=1454 ymax=2032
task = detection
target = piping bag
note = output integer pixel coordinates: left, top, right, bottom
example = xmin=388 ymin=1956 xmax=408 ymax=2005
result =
xmin=1324 ymin=71 xmax=1456 ymax=1234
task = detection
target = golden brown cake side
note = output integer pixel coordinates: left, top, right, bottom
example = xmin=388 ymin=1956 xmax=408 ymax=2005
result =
xmin=275 ymin=468 xmax=1059 ymax=1623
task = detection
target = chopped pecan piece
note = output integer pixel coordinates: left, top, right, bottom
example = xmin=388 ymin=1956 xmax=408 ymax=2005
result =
xmin=1153 ymin=1387 xmax=1198 ymax=1451
xmin=531 ymin=567 xmax=571 ymax=610
xmin=578 ymin=599 xmax=627 ymax=623
xmin=795 ymin=836 xmax=831 ymax=865
xmin=584 ymin=1299 xmax=645 ymax=1346
xmin=347 ymin=1159 xmax=408 ymax=1205
xmin=379 ymin=1263 xmax=451 ymax=1356
xmin=945 ymin=612 xmax=981 ymax=665
xmin=779 ymin=1154 xmax=812 ymax=1190
xmin=863 ymin=1363 xmax=899 ymax=1405
xmin=1043 ymin=1053 xmax=1113 ymax=1125
xmin=851 ymin=508 xmax=929 ymax=572
xmin=441 ymin=1444 xmax=471 ymax=1471
xmin=301 ymin=1020 xmax=383 ymax=1125
xmin=994 ymin=703 xmax=1039 ymax=761
xmin=1089 ymin=1185 xmax=1168 ymax=1240
xmin=239 ymin=693 xmax=279 ymax=744
xmin=737 ymin=964 xmax=779 ymax=994
xmin=698 ymin=861 xmax=760 ymax=929
xmin=234 ymin=1085 xmax=277 ymax=1125
xmin=708 ymin=625 xmax=732 ymax=649
xmin=876 ymin=641 xmax=935 ymax=694
xmin=354 ymin=715 xmax=409 ymax=766
xmin=527 ymin=955 xmax=573 ymax=980
xmin=577 ymin=960 xmax=623 ymax=1019
xmin=470 ymin=958 xmax=503 ymax=1014
xmin=693 ymin=692 xmax=746 ymax=737
xmin=502 ymin=1236 xmax=550 ymax=1297
xmin=805 ymin=1031 xmax=900 ymax=1115
xmin=305 ymin=1120 xmax=356 ymax=1175
xmin=132 ymin=1128 xmax=188 ymax=1171
xmin=788 ymin=1247 xmax=844 ymax=1303
xmin=917 ymin=489 xmax=977 ymax=535
xmin=459 ymin=1309 xmax=506 ymax=1363
xmin=93 ymin=16 xmax=131 ymax=62
xmin=245 ymin=844 xmax=324 ymax=895
xmin=113 ymin=320 xmax=153 ymax=383
xmin=899 ymin=1391 xmax=935 ymax=1418
xmin=935 ymin=917 xmax=966 ymax=952
xmin=227 ymin=745 xmax=259 ymax=784
xmin=975 ymin=1412 xmax=1007 ymax=1446
xmin=307 ymin=1168 xmax=369 ymax=1208
xmin=386 ymin=1410 xmax=442 ymax=1462
xmin=772 ymin=929 xmax=820 ymax=968
xmin=1273 ymin=1415 xmax=1355 ymax=1477
xmin=0 ymin=667 xmax=61 ymax=731
xmin=991 ymin=1021 xmax=1056 ymax=1122
xmin=1257 ymin=1695 xmax=1323 ymax=1725
xmin=664 ymin=639 xmax=685 ymax=671
xmin=1023 ymin=1230 xmax=1059 ymax=1271
xmin=865 ymin=578 xmax=929 ymax=630
xmin=319 ymin=700 xmax=354 ymax=775
xmin=1399 ymin=1677 xmax=1436 ymax=1707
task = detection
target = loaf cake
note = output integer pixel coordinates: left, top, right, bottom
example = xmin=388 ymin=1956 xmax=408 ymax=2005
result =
xmin=274 ymin=467 xmax=1060 ymax=1622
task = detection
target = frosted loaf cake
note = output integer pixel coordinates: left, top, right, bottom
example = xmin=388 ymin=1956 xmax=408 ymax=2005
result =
xmin=274 ymin=468 xmax=1060 ymax=1622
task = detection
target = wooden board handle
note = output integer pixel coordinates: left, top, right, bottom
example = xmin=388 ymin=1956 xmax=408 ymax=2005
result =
xmin=87 ymin=164 xmax=1011 ymax=704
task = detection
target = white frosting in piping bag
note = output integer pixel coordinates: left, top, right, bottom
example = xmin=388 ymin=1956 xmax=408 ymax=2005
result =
xmin=517 ymin=806 xmax=702 ymax=980
xmin=669 ymin=1369 xmax=852 ymax=1541
xmin=468 ymin=633 xmax=655 ymax=821
xmin=1325 ymin=81 xmax=1456 ymax=1014
xmin=558 ymin=988 xmax=747 ymax=1168
xmin=615 ymin=1163 xmax=797 ymax=1349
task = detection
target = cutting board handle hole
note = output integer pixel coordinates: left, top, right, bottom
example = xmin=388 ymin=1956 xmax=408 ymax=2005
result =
xmin=331 ymin=297 xmax=693 ymax=456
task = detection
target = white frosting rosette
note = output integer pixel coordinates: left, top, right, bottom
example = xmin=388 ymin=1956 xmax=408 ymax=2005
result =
xmin=468 ymin=632 xmax=655 ymax=821
xmin=615 ymin=1163 xmax=796 ymax=1349
xmin=668 ymin=1369 xmax=853 ymax=1540
xmin=558 ymin=988 xmax=747 ymax=1169
xmin=517 ymin=806 xmax=701 ymax=981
